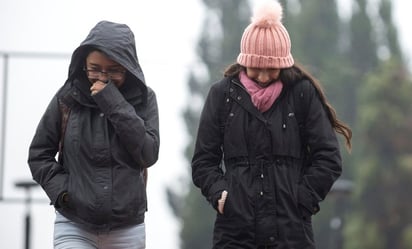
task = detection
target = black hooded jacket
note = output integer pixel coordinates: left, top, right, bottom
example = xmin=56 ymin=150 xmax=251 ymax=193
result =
xmin=192 ymin=76 xmax=341 ymax=248
xmin=28 ymin=21 xmax=160 ymax=231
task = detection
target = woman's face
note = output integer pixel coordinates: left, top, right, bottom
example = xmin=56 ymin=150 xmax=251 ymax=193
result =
xmin=84 ymin=51 xmax=126 ymax=87
xmin=246 ymin=67 xmax=280 ymax=87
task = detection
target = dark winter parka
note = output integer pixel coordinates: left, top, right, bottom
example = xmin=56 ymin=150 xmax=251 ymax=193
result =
xmin=28 ymin=21 xmax=160 ymax=231
xmin=192 ymin=76 xmax=342 ymax=248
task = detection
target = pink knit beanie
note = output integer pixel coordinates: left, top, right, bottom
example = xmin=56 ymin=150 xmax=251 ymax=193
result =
xmin=237 ymin=1 xmax=294 ymax=68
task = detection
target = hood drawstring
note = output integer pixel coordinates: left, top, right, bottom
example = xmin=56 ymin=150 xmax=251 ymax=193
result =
xmin=281 ymin=92 xmax=289 ymax=131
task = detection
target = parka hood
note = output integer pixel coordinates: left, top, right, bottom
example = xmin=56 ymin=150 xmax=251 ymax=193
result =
xmin=64 ymin=20 xmax=147 ymax=105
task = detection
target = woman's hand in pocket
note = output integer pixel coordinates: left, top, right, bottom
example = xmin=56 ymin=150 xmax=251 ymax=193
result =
xmin=217 ymin=190 xmax=228 ymax=214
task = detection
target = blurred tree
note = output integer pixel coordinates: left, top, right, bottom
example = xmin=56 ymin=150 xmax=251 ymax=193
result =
xmin=346 ymin=57 xmax=412 ymax=249
xmin=344 ymin=0 xmax=412 ymax=248
xmin=349 ymin=0 xmax=379 ymax=73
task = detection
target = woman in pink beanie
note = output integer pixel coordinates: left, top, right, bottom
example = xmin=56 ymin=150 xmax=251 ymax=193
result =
xmin=191 ymin=1 xmax=352 ymax=248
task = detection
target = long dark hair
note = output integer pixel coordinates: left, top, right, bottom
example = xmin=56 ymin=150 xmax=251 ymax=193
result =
xmin=224 ymin=63 xmax=352 ymax=151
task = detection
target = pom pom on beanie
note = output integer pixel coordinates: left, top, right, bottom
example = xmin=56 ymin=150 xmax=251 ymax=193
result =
xmin=237 ymin=1 xmax=294 ymax=68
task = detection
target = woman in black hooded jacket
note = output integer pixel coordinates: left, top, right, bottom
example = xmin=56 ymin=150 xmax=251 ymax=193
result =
xmin=191 ymin=2 xmax=352 ymax=249
xmin=28 ymin=21 xmax=159 ymax=249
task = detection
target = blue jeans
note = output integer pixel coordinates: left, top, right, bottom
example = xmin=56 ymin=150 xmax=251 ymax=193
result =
xmin=54 ymin=212 xmax=145 ymax=249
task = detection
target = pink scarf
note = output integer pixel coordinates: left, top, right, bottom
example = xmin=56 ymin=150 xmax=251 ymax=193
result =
xmin=239 ymin=71 xmax=283 ymax=112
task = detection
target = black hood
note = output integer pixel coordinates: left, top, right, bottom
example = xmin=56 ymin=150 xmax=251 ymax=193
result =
xmin=62 ymin=20 xmax=147 ymax=106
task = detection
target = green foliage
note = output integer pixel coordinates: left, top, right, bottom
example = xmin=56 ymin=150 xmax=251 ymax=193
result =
xmin=345 ymin=214 xmax=384 ymax=249
xmin=349 ymin=0 xmax=379 ymax=72
xmin=349 ymin=58 xmax=412 ymax=249
xmin=288 ymin=0 xmax=340 ymax=67
xmin=402 ymin=225 xmax=412 ymax=249
xmin=179 ymin=189 xmax=215 ymax=249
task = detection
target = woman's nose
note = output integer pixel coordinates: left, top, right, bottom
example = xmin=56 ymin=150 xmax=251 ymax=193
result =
xmin=98 ymin=72 xmax=110 ymax=83
xmin=257 ymin=71 xmax=270 ymax=84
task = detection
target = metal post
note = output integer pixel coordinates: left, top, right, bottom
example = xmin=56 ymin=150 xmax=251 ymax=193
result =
xmin=329 ymin=179 xmax=353 ymax=249
xmin=15 ymin=180 xmax=39 ymax=249
xmin=0 ymin=51 xmax=69 ymax=200
xmin=0 ymin=53 xmax=9 ymax=200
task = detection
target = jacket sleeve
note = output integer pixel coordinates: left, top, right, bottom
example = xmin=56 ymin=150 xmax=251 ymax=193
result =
xmin=297 ymin=81 xmax=342 ymax=215
xmin=27 ymin=95 xmax=68 ymax=206
xmin=191 ymin=81 xmax=228 ymax=205
xmin=93 ymin=83 xmax=160 ymax=168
